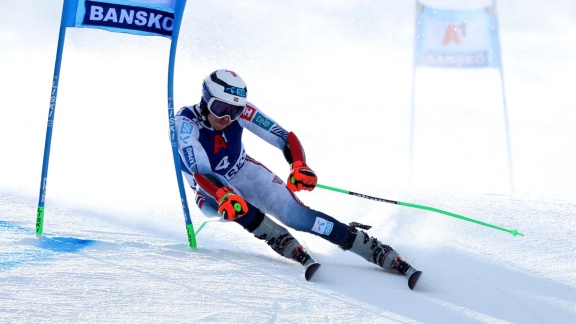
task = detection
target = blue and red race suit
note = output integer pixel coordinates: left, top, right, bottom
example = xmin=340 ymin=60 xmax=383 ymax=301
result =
xmin=175 ymin=102 xmax=350 ymax=245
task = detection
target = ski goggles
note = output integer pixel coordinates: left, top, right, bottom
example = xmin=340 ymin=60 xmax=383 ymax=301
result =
xmin=207 ymin=98 xmax=245 ymax=121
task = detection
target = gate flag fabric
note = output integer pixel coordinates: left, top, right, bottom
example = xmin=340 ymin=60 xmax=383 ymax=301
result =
xmin=414 ymin=2 xmax=501 ymax=68
xmin=409 ymin=0 xmax=513 ymax=192
xmin=61 ymin=0 xmax=177 ymax=38
xmin=36 ymin=0 xmax=197 ymax=248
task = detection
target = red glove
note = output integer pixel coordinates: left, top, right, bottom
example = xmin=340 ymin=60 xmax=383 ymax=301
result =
xmin=216 ymin=187 xmax=248 ymax=221
xmin=287 ymin=161 xmax=317 ymax=192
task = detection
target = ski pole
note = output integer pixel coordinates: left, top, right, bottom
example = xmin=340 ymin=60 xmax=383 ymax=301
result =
xmin=315 ymin=183 xmax=524 ymax=237
xmin=194 ymin=216 xmax=224 ymax=236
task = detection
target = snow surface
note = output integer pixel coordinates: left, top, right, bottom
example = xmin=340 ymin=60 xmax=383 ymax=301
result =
xmin=1 ymin=0 xmax=576 ymax=323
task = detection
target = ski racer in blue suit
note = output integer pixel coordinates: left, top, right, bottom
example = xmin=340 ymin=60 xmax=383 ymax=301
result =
xmin=175 ymin=69 xmax=422 ymax=287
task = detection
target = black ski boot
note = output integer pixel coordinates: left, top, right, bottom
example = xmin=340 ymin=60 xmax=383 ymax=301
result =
xmin=340 ymin=225 xmax=422 ymax=290
xmin=251 ymin=215 xmax=320 ymax=280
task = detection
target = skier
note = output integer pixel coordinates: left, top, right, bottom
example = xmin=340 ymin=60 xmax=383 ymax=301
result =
xmin=175 ymin=69 xmax=422 ymax=289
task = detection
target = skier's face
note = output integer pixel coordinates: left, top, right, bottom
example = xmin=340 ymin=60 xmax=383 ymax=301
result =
xmin=207 ymin=112 xmax=232 ymax=131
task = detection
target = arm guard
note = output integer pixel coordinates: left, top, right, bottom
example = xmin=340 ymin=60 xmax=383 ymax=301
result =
xmin=283 ymin=132 xmax=306 ymax=164
xmin=193 ymin=173 xmax=224 ymax=198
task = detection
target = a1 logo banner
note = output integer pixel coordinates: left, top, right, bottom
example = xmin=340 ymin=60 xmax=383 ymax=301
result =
xmin=414 ymin=2 xmax=501 ymax=68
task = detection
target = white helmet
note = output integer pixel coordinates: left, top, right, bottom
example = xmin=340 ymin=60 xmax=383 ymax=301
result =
xmin=202 ymin=69 xmax=247 ymax=107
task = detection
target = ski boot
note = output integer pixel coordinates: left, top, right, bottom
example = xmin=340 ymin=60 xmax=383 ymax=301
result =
xmin=340 ymin=224 xmax=422 ymax=290
xmin=251 ymin=214 xmax=320 ymax=280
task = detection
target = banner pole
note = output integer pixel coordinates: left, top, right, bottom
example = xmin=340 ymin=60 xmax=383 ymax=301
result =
xmin=35 ymin=18 xmax=68 ymax=237
xmin=166 ymin=0 xmax=196 ymax=248
xmin=492 ymin=0 xmax=514 ymax=192
xmin=409 ymin=1 xmax=422 ymax=187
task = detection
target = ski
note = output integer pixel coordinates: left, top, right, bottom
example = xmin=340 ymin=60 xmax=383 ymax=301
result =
xmin=303 ymin=261 xmax=420 ymax=289
xmin=407 ymin=269 xmax=423 ymax=290
xmin=305 ymin=262 xmax=321 ymax=281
